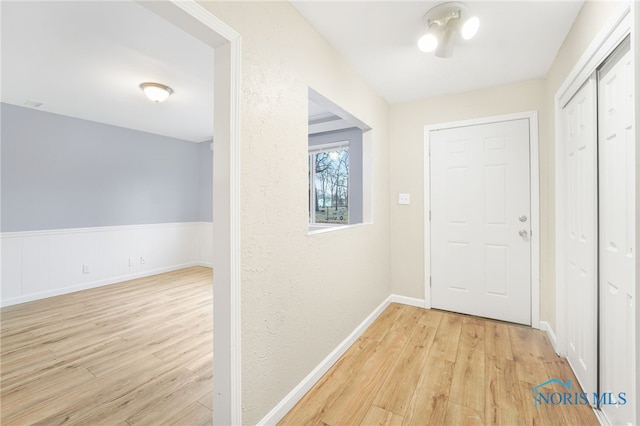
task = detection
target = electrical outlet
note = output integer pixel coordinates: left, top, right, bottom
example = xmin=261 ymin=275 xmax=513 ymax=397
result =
xmin=399 ymin=193 xmax=411 ymax=205
xmin=82 ymin=264 xmax=90 ymax=274
xmin=140 ymin=256 xmax=146 ymax=264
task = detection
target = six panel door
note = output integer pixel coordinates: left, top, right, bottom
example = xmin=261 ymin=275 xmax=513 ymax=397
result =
xmin=430 ymin=119 xmax=531 ymax=325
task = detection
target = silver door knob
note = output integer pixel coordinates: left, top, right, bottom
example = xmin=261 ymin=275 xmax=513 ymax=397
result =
xmin=519 ymin=215 xmax=528 ymax=222
xmin=519 ymin=229 xmax=528 ymax=237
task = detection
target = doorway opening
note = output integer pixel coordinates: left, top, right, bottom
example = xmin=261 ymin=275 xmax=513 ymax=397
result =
xmin=141 ymin=2 xmax=242 ymax=424
xmin=1 ymin=0 xmax=242 ymax=423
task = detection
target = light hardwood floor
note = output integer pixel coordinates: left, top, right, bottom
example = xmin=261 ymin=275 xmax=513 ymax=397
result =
xmin=2 ymin=273 xmax=600 ymax=426
xmin=1 ymin=266 xmax=213 ymax=426
xmin=280 ymin=303 xmax=600 ymax=426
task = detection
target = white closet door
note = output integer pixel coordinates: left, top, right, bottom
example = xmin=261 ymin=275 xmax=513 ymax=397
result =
xmin=430 ymin=119 xmax=531 ymax=325
xmin=562 ymin=77 xmax=598 ymax=396
xmin=598 ymin=39 xmax=635 ymax=426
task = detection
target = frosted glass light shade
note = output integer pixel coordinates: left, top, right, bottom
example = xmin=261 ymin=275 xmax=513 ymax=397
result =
xmin=140 ymin=82 xmax=173 ymax=103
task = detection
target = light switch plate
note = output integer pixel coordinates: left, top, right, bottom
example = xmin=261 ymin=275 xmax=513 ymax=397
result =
xmin=399 ymin=193 xmax=411 ymax=205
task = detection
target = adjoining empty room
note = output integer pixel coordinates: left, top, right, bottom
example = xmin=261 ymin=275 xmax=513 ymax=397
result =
xmin=1 ymin=1 xmax=222 ymax=423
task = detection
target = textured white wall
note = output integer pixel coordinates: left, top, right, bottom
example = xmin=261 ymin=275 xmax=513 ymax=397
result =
xmin=199 ymin=2 xmax=391 ymax=423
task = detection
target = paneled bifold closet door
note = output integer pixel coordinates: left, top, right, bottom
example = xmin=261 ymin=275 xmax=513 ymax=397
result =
xmin=561 ymin=37 xmax=636 ymax=426
xmin=562 ymin=76 xmax=598 ymax=397
xmin=598 ymin=37 xmax=635 ymax=426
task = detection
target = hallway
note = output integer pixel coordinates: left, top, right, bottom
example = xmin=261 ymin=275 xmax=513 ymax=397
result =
xmin=280 ymin=303 xmax=598 ymax=425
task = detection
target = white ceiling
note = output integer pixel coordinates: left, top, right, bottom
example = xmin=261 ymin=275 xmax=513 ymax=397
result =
xmin=2 ymin=1 xmax=584 ymax=140
xmin=1 ymin=1 xmax=214 ymax=143
xmin=292 ymin=0 xmax=584 ymax=103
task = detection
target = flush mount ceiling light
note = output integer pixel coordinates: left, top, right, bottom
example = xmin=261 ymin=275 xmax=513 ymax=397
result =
xmin=139 ymin=82 xmax=174 ymax=103
xmin=417 ymin=2 xmax=479 ymax=58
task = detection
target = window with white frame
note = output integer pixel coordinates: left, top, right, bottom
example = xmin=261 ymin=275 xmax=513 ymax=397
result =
xmin=309 ymin=142 xmax=350 ymax=225
xmin=308 ymin=88 xmax=371 ymax=231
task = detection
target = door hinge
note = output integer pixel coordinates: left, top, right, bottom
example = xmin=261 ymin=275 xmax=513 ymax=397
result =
xmin=429 ymin=276 xmax=432 ymax=287
xmin=429 ymin=210 xmax=431 ymax=221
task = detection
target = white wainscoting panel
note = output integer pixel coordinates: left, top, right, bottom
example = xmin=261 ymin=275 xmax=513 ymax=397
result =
xmin=1 ymin=222 xmax=213 ymax=307
xmin=198 ymin=222 xmax=214 ymax=267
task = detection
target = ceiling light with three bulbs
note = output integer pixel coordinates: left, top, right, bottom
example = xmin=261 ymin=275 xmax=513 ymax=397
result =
xmin=418 ymin=2 xmax=479 ymax=58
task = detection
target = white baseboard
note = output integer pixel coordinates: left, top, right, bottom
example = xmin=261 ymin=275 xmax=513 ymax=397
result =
xmin=257 ymin=295 xmax=394 ymax=425
xmin=593 ymin=405 xmax=609 ymax=426
xmin=257 ymin=294 xmax=427 ymax=425
xmin=389 ymin=294 xmax=426 ymax=308
xmin=539 ymin=321 xmax=558 ymax=354
xmin=1 ymin=262 xmax=201 ymax=307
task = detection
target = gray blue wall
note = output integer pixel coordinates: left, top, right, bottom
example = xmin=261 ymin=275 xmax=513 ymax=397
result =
xmin=1 ymin=103 xmax=213 ymax=232
xmin=198 ymin=140 xmax=214 ymax=222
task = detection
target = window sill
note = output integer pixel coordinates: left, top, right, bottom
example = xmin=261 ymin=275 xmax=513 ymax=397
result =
xmin=307 ymin=222 xmax=369 ymax=235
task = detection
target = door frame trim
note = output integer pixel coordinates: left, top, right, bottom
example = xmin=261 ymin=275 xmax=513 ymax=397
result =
xmin=423 ymin=110 xmax=540 ymax=328
xmin=150 ymin=1 xmax=243 ymax=424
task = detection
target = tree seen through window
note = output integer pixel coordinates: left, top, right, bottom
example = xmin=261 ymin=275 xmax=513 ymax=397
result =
xmin=310 ymin=148 xmax=349 ymax=224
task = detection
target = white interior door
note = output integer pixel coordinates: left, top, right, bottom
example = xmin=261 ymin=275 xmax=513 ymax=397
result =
xmin=562 ymin=76 xmax=598 ymax=396
xmin=598 ymin=39 xmax=635 ymax=426
xmin=430 ymin=119 xmax=531 ymax=325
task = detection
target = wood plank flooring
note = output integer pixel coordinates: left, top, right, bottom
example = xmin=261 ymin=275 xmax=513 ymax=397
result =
xmin=2 ymin=275 xmax=601 ymax=426
xmin=280 ymin=303 xmax=599 ymax=426
xmin=0 ymin=266 xmax=212 ymax=426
